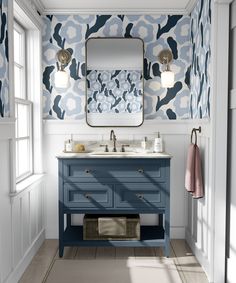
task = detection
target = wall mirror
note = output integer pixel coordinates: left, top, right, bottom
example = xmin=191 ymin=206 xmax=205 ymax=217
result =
xmin=86 ymin=38 xmax=144 ymax=127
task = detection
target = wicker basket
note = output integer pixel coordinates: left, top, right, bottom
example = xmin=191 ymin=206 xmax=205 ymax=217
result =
xmin=83 ymin=214 xmax=140 ymax=240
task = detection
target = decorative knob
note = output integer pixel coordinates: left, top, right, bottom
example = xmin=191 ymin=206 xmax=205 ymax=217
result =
xmin=84 ymin=194 xmax=90 ymax=199
xmin=136 ymin=194 xmax=144 ymax=199
xmin=138 ymin=168 xmax=144 ymax=173
xmin=85 ymin=169 xmax=91 ymax=174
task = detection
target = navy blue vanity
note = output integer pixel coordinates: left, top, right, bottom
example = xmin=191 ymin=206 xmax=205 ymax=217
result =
xmin=57 ymin=155 xmax=171 ymax=257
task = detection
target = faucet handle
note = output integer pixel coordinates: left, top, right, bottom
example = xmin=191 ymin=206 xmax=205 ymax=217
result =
xmin=121 ymin=144 xmax=130 ymax=152
xmin=100 ymin=144 xmax=109 ymax=152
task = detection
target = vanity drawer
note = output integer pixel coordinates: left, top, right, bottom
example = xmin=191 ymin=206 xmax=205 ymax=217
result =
xmin=64 ymin=183 xmax=113 ymax=208
xmin=115 ymin=183 xmax=166 ymax=209
xmin=63 ymin=159 xmax=166 ymax=181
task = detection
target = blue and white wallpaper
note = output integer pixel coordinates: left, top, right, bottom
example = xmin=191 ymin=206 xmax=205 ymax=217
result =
xmin=190 ymin=0 xmax=211 ymax=118
xmin=42 ymin=15 xmax=191 ymax=120
xmin=0 ymin=0 xmax=9 ymax=118
xmin=87 ymin=69 xmax=143 ymax=114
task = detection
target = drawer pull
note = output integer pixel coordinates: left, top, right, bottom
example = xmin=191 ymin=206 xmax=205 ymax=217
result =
xmin=84 ymin=194 xmax=91 ymax=199
xmin=85 ymin=169 xmax=91 ymax=174
xmin=138 ymin=168 xmax=144 ymax=174
xmin=136 ymin=194 xmax=144 ymax=199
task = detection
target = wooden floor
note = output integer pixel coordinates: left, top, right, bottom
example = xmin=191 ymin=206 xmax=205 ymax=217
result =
xmin=19 ymin=240 xmax=209 ymax=283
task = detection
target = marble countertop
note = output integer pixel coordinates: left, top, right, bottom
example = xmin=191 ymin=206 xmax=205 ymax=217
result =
xmin=56 ymin=151 xmax=172 ymax=159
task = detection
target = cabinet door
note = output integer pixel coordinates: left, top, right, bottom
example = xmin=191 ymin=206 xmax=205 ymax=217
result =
xmin=64 ymin=183 xmax=113 ymax=208
xmin=115 ymin=183 xmax=166 ymax=209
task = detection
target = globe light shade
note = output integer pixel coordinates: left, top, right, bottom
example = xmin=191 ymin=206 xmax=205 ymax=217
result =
xmin=54 ymin=70 xmax=69 ymax=88
xmin=161 ymin=71 xmax=175 ymax=88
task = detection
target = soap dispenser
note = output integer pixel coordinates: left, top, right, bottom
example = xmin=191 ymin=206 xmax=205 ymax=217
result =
xmin=154 ymin=132 xmax=163 ymax=153
xmin=64 ymin=134 xmax=74 ymax=152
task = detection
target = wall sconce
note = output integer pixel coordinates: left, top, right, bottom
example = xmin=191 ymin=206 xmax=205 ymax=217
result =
xmin=54 ymin=49 xmax=72 ymax=88
xmin=158 ymin=49 xmax=175 ymax=88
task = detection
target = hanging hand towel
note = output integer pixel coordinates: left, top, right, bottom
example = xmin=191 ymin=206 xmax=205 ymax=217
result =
xmin=185 ymin=143 xmax=196 ymax=192
xmin=192 ymin=144 xmax=204 ymax=198
xmin=185 ymin=143 xmax=204 ymax=198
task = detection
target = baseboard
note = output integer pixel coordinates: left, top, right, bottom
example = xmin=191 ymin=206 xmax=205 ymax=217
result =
xmin=5 ymin=229 xmax=45 ymax=283
xmin=185 ymin=228 xmax=212 ymax=282
xmin=227 ymin=256 xmax=236 ymax=283
xmin=170 ymin=226 xmax=185 ymax=239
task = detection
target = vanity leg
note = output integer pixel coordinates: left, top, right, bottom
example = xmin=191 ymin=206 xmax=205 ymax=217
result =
xmin=59 ymin=245 xmax=64 ymax=258
xmin=165 ymin=210 xmax=170 ymax=258
xmin=59 ymin=207 xmax=64 ymax=258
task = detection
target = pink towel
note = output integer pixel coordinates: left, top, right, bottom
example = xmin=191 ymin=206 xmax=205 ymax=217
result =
xmin=185 ymin=143 xmax=204 ymax=198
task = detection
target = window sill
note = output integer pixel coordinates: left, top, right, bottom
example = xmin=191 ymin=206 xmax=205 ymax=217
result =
xmin=10 ymin=174 xmax=45 ymax=198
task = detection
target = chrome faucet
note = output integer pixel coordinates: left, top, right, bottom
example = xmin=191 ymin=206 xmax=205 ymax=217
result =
xmin=110 ymin=130 xmax=117 ymax=152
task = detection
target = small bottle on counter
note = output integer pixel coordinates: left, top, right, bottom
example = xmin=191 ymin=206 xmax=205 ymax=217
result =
xmin=65 ymin=140 xmax=72 ymax=152
xmin=154 ymin=132 xmax=163 ymax=153
xmin=64 ymin=134 xmax=74 ymax=152
xmin=141 ymin=136 xmax=147 ymax=151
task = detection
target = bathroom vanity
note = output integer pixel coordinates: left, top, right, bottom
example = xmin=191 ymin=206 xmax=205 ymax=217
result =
xmin=57 ymin=153 xmax=171 ymax=257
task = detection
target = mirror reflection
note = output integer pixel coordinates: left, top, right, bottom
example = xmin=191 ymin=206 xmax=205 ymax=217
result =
xmin=86 ymin=38 xmax=144 ymax=127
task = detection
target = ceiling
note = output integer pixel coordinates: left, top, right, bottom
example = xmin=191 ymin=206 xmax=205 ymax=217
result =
xmin=35 ymin=0 xmax=197 ymax=14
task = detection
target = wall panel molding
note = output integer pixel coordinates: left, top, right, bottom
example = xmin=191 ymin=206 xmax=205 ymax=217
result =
xmin=0 ymin=123 xmax=15 ymax=140
xmin=229 ymin=89 xmax=236 ymax=109
xmin=5 ymin=180 xmax=45 ymax=283
xmin=186 ymin=134 xmax=212 ymax=281
xmin=186 ymin=228 xmax=211 ymax=277
xmin=5 ymin=230 xmax=45 ymax=283
xmin=210 ymin=1 xmax=231 ymax=282
xmin=231 ymin=0 xmax=236 ymax=28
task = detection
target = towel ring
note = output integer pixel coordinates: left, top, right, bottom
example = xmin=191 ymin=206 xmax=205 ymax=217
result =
xmin=191 ymin=127 xmax=201 ymax=145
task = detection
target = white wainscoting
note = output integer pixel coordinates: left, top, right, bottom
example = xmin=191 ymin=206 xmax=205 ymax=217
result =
xmin=185 ymin=126 xmax=212 ymax=281
xmin=0 ymin=123 xmax=45 ymax=283
xmin=227 ymin=1 xmax=236 ymax=280
xmin=43 ymin=119 xmax=211 ymax=247
xmin=227 ymin=108 xmax=236 ymax=283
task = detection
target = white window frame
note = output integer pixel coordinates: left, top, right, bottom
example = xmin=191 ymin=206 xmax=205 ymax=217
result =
xmin=15 ymin=98 xmax=33 ymax=182
xmin=14 ymin=20 xmax=33 ymax=183
xmin=10 ymin=0 xmax=43 ymax=193
xmin=14 ymin=21 xmax=26 ymax=100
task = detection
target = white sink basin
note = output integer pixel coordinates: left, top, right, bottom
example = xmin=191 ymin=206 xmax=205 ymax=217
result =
xmin=90 ymin=151 xmax=137 ymax=156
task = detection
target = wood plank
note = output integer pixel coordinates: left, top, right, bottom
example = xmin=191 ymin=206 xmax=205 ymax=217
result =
xmin=63 ymin=247 xmax=78 ymax=259
xmin=134 ymin=247 xmax=156 ymax=258
xmin=75 ymin=247 xmax=96 ymax=259
xmin=169 ymin=242 xmax=186 ymax=283
xmin=115 ymin=247 xmax=135 ymax=259
xmin=19 ymin=240 xmax=58 ymax=283
xmin=96 ymin=247 xmax=116 ymax=259
xmin=171 ymin=240 xmax=209 ymax=283
xmin=154 ymin=247 xmax=164 ymax=257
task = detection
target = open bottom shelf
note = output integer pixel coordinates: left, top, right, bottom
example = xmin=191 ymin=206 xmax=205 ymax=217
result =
xmin=63 ymin=225 xmax=165 ymax=247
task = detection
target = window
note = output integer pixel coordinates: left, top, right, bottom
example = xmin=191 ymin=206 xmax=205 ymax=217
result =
xmin=14 ymin=21 xmax=33 ymax=182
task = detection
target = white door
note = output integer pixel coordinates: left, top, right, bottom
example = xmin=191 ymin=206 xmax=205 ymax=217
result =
xmin=227 ymin=1 xmax=236 ymax=282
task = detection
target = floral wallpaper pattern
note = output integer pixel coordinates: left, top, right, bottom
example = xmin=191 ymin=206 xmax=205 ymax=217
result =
xmin=42 ymin=14 xmax=191 ymax=120
xmin=190 ymin=0 xmax=211 ymax=118
xmin=87 ymin=70 xmax=143 ymax=113
xmin=0 ymin=0 xmax=9 ymax=118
